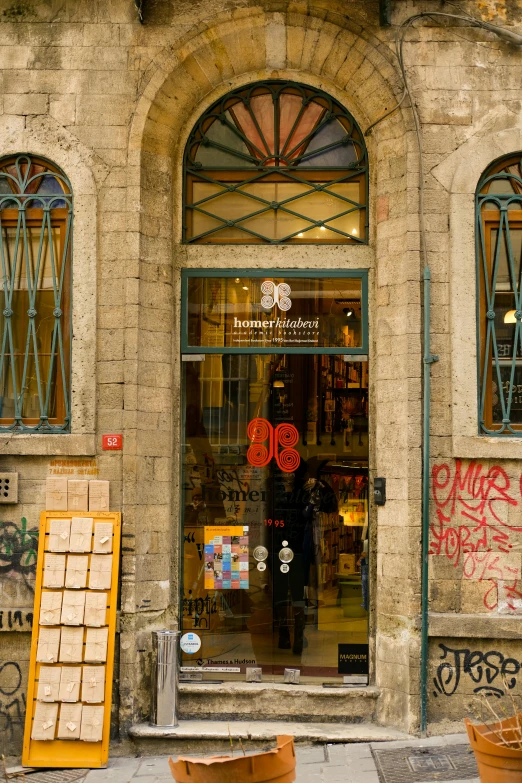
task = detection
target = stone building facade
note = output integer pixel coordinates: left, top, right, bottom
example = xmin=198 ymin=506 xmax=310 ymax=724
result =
xmin=1 ymin=0 xmax=522 ymax=757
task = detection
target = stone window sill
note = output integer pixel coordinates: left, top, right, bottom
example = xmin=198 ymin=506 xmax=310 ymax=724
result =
xmin=0 ymin=433 xmax=96 ymax=456
xmin=453 ymin=435 xmax=522 ymax=461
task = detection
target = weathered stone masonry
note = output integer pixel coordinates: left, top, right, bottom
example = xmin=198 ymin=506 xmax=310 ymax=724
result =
xmin=1 ymin=0 xmax=522 ymax=754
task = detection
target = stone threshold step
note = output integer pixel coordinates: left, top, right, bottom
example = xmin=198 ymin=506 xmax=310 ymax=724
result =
xmin=130 ymin=720 xmax=410 ymax=744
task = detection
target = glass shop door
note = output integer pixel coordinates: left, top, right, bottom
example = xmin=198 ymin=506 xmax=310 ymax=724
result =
xmin=180 ymin=273 xmax=369 ymax=684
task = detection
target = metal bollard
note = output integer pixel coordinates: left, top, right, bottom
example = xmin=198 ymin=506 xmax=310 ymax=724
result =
xmin=150 ymin=630 xmax=180 ymax=727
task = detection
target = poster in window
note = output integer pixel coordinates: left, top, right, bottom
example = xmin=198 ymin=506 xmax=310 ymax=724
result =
xmin=204 ymin=525 xmax=249 ymax=590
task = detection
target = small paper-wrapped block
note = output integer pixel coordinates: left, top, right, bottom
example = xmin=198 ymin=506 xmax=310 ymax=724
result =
xmin=58 ymin=666 xmax=81 ymax=702
xmin=80 ymin=704 xmax=104 ymax=742
xmin=46 ymin=477 xmax=68 ymax=511
xmin=89 ymin=481 xmax=110 ymax=512
xmin=48 ymin=519 xmax=71 ymax=552
xmin=82 ymin=666 xmax=105 ymax=703
xmin=36 ymin=627 xmax=61 ymax=663
xmin=60 ymin=590 xmax=86 ymax=626
xmin=84 ymin=592 xmax=107 ymax=627
xmin=70 ymin=517 xmax=93 ymax=553
xmin=59 ymin=626 xmax=84 ymax=663
xmin=65 ymin=555 xmax=89 ymax=589
xmin=31 ymin=702 xmax=58 ymax=741
xmin=42 ymin=554 xmax=66 ymax=588
xmin=89 ymin=554 xmax=112 ymax=590
xmin=37 ymin=666 xmax=61 ymax=701
xmin=67 ymin=480 xmax=89 ymax=511
xmin=93 ymin=522 xmax=113 ymax=554
xmin=84 ymin=627 xmax=108 ymax=663
xmin=57 ymin=703 xmax=82 ymax=739
xmin=39 ymin=591 xmax=63 ymax=625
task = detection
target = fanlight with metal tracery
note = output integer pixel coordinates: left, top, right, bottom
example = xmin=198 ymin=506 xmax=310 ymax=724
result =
xmin=184 ymin=81 xmax=368 ymax=244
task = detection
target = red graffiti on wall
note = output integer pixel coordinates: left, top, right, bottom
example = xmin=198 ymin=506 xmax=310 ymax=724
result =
xmin=246 ymin=418 xmax=300 ymax=473
xmin=430 ymin=460 xmax=522 ymax=611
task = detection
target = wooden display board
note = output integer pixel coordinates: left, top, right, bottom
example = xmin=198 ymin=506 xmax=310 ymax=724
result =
xmin=22 ymin=511 xmax=121 ymax=768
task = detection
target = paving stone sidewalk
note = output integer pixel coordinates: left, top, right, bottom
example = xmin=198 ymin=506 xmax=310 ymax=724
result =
xmin=81 ymin=735 xmax=480 ymax=783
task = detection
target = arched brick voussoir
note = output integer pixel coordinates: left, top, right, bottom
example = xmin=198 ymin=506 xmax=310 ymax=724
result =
xmin=129 ymin=7 xmax=406 ymax=162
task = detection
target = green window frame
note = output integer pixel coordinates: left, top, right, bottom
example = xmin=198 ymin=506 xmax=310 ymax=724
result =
xmin=183 ymin=81 xmax=368 ymax=245
xmin=0 ymin=154 xmax=72 ymax=433
xmin=477 ymin=154 xmax=522 ymax=434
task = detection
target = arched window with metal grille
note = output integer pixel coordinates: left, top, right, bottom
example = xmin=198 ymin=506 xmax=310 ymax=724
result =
xmin=477 ymin=154 xmax=522 ymax=434
xmin=183 ymin=81 xmax=368 ymax=244
xmin=0 ymin=154 xmax=72 ymax=432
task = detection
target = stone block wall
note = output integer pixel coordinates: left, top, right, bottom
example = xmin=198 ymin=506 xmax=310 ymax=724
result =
xmin=1 ymin=0 xmax=522 ymax=755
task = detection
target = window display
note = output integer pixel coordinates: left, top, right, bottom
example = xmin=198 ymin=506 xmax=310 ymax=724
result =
xmin=182 ymin=274 xmax=369 ymax=682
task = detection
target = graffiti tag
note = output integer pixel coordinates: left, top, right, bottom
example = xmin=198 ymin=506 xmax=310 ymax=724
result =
xmin=433 ymin=643 xmax=521 ymax=699
xmin=431 ymin=461 xmax=522 ymax=611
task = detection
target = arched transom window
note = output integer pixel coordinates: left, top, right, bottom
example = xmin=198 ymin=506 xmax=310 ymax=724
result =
xmin=477 ymin=154 xmax=522 ymax=434
xmin=184 ymin=81 xmax=368 ymax=244
xmin=0 ymin=155 xmax=72 ymax=432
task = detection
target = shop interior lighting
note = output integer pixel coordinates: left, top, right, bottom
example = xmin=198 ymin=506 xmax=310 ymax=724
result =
xmin=320 ymin=225 xmax=326 ymax=231
xmin=273 ymin=380 xmax=285 ymax=388
xmin=504 ymin=310 xmax=517 ymax=323
xmin=343 ymin=307 xmax=354 ymax=318
xmin=235 ymin=277 xmax=240 ymax=283
xmin=242 ymin=285 xmax=249 ymax=291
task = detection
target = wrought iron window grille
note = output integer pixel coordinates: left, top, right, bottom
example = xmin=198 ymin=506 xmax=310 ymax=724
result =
xmin=477 ymin=154 xmax=522 ymax=434
xmin=183 ymin=81 xmax=368 ymax=245
xmin=0 ymin=155 xmax=72 ymax=433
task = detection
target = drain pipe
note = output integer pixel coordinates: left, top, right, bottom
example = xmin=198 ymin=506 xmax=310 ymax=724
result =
xmin=421 ymin=268 xmax=437 ymax=736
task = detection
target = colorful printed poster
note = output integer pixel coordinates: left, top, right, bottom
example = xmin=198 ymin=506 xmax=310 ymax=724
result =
xmin=204 ymin=525 xmax=249 ymax=590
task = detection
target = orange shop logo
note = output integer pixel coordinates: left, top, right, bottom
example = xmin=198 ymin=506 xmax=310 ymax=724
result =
xmin=246 ymin=417 xmax=300 ymax=473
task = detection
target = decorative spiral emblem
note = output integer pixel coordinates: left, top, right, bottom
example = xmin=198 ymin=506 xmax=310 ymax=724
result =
xmin=260 ymin=280 xmax=292 ymax=311
xmin=261 ymin=294 xmax=274 ymax=309
xmin=516 ymin=310 xmax=522 ymax=321
xmin=277 ymin=448 xmax=301 ymax=472
xmin=486 ymin=310 xmax=496 ymax=320
xmin=246 ymin=417 xmax=300 ymax=473
xmin=27 ymin=308 xmax=37 ymax=318
xmin=3 ymin=308 xmax=12 ymax=317
xmin=276 ymin=423 xmax=299 ymax=448
xmin=246 ymin=443 xmax=269 ymax=467
xmin=247 ymin=417 xmax=271 ymax=443
xmin=53 ymin=308 xmax=62 ymax=317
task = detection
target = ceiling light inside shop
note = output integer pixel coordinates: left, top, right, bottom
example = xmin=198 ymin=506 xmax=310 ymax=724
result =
xmin=351 ymin=228 xmax=358 ymax=235
xmin=242 ymin=285 xmax=249 ymax=291
xmin=320 ymin=225 xmax=326 ymax=231
xmin=343 ymin=308 xmax=354 ymax=317
xmin=504 ymin=310 xmax=517 ymax=323
xmin=235 ymin=278 xmax=240 ymax=283
xmin=273 ymin=380 xmax=285 ymax=388
xmin=297 ymin=233 xmax=304 ymax=237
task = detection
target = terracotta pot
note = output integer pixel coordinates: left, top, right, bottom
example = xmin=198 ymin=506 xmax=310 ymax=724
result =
xmin=169 ymin=734 xmax=296 ymax=783
xmin=465 ymin=715 xmax=522 ymax=783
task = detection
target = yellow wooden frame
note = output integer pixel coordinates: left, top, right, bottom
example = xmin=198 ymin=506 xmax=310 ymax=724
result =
xmin=22 ymin=511 xmax=121 ymax=768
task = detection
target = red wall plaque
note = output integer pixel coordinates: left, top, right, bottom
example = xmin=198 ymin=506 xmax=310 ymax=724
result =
xmin=102 ymin=434 xmax=123 ymax=450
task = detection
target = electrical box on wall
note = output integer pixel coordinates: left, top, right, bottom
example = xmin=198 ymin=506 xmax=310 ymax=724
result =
xmin=0 ymin=473 xmax=18 ymax=503
xmin=374 ymin=477 xmax=386 ymax=506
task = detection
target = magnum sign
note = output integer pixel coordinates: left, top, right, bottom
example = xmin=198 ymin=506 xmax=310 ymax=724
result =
xmin=338 ymin=644 xmax=369 ymax=675
xmin=246 ymin=418 xmax=300 ymax=473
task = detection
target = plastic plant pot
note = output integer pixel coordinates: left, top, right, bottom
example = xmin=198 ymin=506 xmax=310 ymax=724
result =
xmin=169 ymin=735 xmax=296 ymax=783
xmin=465 ymin=715 xmax=522 ymax=783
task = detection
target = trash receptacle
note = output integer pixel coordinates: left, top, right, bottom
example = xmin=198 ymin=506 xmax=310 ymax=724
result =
xmin=150 ymin=630 xmax=180 ymax=727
